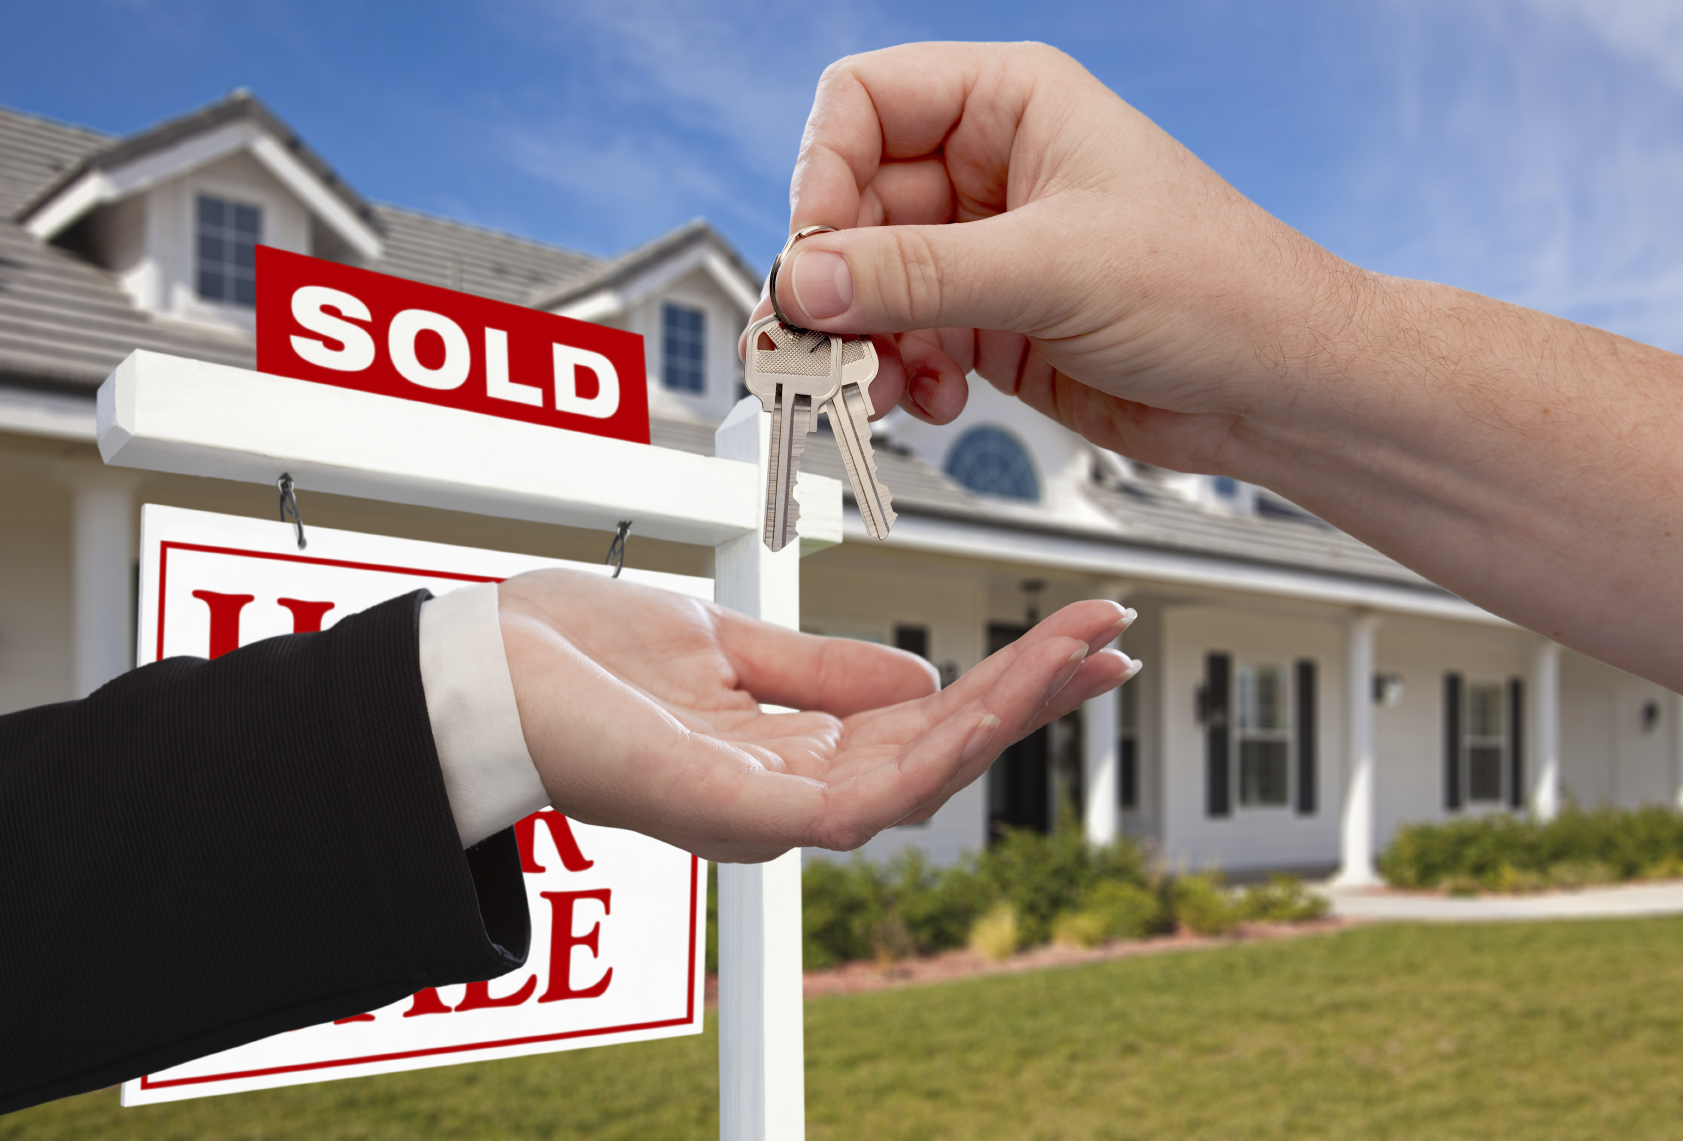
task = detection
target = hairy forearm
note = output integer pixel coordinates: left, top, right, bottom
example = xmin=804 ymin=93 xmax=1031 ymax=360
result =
xmin=1240 ymin=270 xmax=1683 ymax=687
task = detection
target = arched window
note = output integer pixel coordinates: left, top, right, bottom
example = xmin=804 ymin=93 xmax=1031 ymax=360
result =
xmin=944 ymin=426 xmax=1040 ymax=502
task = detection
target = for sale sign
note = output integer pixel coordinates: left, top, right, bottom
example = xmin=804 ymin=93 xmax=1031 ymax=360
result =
xmin=120 ymin=506 xmax=707 ymax=1105
xmin=255 ymin=246 xmax=650 ymax=443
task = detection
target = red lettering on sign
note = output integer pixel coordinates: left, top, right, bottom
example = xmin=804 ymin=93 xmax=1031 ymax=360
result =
xmin=277 ymin=598 xmax=336 ymax=632
xmin=333 ymin=1013 xmax=376 ymax=1024
xmin=515 ymin=810 xmax=595 ymax=874
xmin=455 ymin=974 xmax=538 ymax=1011
xmin=256 ymin=246 xmax=650 ymax=444
xmin=191 ymin=590 xmax=254 ymax=659
xmin=402 ymin=988 xmax=454 ymax=1018
xmin=538 ymin=889 xmax=613 ymax=1001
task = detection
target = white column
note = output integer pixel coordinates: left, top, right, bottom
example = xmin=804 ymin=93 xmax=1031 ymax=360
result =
xmin=1335 ymin=612 xmax=1381 ymax=885
xmin=72 ymin=481 xmax=134 ymax=697
xmin=713 ymin=398 xmax=804 ymax=1141
xmin=1531 ymin=640 xmax=1562 ymax=820
xmin=1671 ymin=691 xmax=1683 ymax=811
xmin=1083 ymin=685 xmax=1119 ymax=846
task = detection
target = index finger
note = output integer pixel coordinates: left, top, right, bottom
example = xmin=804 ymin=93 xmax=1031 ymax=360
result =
xmin=713 ymin=606 xmax=938 ymax=716
xmin=789 ymin=42 xmax=1050 ymax=233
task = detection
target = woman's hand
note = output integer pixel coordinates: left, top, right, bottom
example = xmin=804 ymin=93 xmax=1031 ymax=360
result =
xmin=741 ymin=40 xmax=1357 ymax=478
xmin=497 ymin=567 xmax=1136 ymax=863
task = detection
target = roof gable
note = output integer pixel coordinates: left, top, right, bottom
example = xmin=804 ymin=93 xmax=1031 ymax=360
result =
xmin=15 ymin=92 xmax=382 ymax=261
xmin=535 ymin=218 xmax=759 ymax=320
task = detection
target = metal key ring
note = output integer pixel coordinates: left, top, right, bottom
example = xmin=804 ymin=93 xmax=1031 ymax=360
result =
xmin=767 ymin=225 xmax=838 ymax=333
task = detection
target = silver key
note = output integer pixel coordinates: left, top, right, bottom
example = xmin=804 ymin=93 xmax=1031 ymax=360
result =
xmin=821 ymin=346 xmax=897 ymax=541
xmin=743 ymin=313 xmax=845 ymax=552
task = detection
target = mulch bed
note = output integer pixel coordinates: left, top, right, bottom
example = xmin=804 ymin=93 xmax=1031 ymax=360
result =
xmin=702 ymin=917 xmax=1352 ymax=1007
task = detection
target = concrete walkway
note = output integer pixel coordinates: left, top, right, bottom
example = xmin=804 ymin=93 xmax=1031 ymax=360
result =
xmin=1321 ymin=880 xmax=1683 ymax=922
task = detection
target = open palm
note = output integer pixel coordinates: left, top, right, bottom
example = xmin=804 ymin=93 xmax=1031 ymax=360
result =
xmin=496 ymin=568 xmax=1135 ymax=862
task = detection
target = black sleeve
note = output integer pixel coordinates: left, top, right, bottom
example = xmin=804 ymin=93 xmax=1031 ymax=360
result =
xmin=0 ymin=590 xmax=530 ymax=1115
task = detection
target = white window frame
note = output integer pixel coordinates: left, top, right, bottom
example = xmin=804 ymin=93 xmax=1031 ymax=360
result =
xmin=660 ymin=300 xmax=707 ymax=394
xmin=191 ymin=191 xmax=262 ymax=310
xmin=1463 ymin=679 xmax=1508 ymax=806
xmin=1234 ymin=659 xmax=1293 ymax=810
xmin=168 ymin=169 xmax=295 ymax=334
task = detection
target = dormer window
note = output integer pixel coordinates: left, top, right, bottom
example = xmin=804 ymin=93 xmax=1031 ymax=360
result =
xmin=195 ymin=194 xmax=261 ymax=307
xmin=661 ymin=302 xmax=706 ymax=392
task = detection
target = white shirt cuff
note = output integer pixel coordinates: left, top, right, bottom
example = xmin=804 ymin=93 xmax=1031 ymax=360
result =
xmin=417 ymin=583 xmax=552 ymax=848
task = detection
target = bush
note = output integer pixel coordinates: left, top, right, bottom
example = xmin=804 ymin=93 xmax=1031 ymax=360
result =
xmin=1377 ymin=805 xmax=1683 ymax=890
xmin=1240 ymin=874 xmax=1331 ymax=922
xmin=790 ymin=820 xmax=1326 ymax=972
xmin=1485 ymin=863 xmax=1550 ymax=894
xmin=1083 ymin=880 xmax=1167 ymax=940
xmin=1051 ymin=910 xmax=1108 ymax=949
xmin=1547 ymin=859 xmax=1617 ymax=890
xmin=970 ymin=904 xmax=1020 ymax=961
xmin=1170 ymin=872 xmax=1241 ymax=936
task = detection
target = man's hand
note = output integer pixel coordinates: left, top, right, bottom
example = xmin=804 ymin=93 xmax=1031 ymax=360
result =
xmin=496 ymin=568 xmax=1135 ymax=863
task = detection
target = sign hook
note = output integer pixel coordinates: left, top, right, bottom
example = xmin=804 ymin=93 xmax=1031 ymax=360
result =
xmin=605 ymin=520 xmax=631 ymax=578
xmin=277 ymin=473 xmax=307 ymax=551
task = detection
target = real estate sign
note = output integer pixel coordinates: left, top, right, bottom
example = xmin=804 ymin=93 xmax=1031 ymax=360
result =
xmin=120 ymin=506 xmax=709 ymax=1105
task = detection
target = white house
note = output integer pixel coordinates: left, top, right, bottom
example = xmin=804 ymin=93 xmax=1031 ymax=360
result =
xmin=2 ymin=92 xmax=1677 ymax=885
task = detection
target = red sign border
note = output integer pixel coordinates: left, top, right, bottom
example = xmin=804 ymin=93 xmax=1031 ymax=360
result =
xmin=139 ymin=540 xmax=702 ymax=1090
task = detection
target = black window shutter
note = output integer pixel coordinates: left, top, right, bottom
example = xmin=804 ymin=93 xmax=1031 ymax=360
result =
xmin=1296 ymin=659 xmax=1317 ymax=815
xmin=893 ymin=624 xmax=930 ymax=660
xmin=1444 ymin=672 xmax=1464 ymax=811
xmin=1205 ymin=652 xmax=1231 ymax=818
xmin=1508 ymin=677 xmax=1525 ymax=810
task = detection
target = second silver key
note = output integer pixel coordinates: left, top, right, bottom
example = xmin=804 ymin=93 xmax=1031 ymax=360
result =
xmin=821 ymin=340 xmax=897 ymax=541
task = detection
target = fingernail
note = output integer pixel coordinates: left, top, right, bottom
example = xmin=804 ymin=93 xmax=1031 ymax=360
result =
xmin=908 ymin=370 xmax=939 ymax=414
xmin=960 ymin=713 xmax=1002 ymax=763
xmin=790 ymin=250 xmax=853 ymax=320
xmin=1123 ymin=607 xmax=1138 ymax=624
xmin=1123 ymin=657 xmax=1144 ymax=680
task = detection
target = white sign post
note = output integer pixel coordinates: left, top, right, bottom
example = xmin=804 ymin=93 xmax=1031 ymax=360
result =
xmin=97 ymin=350 xmax=836 ymax=1140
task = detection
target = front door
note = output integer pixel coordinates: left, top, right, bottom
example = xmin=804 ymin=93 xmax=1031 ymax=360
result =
xmin=986 ymin=622 xmax=1051 ymax=836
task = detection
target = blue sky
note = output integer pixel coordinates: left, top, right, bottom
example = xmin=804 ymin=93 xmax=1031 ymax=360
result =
xmin=6 ymin=0 xmax=1682 ymax=351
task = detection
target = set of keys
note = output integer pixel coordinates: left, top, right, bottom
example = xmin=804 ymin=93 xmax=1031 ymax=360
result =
xmin=743 ymin=226 xmax=896 ymax=552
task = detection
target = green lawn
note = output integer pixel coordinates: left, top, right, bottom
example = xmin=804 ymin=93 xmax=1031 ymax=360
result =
xmin=8 ymin=919 xmax=1683 ymax=1140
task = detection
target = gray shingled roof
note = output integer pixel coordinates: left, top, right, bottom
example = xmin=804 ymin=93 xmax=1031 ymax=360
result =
xmin=373 ymin=205 xmax=599 ymax=307
xmin=0 ymin=107 xmax=108 ymax=220
xmin=530 ymin=218 xmax=758 ymax=310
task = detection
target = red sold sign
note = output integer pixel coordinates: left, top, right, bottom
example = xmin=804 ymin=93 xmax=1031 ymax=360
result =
xmin=255 ymin=246 xmax=650 ymax=444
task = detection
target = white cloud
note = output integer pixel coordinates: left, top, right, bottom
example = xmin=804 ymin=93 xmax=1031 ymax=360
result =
xmin=479 ymin=0 xmax=909 ymax=261
xmin=1327 ymin=0 xmax=1683 ymax=351
xmin=1537 ymin=0 xmax=1683 ymax=89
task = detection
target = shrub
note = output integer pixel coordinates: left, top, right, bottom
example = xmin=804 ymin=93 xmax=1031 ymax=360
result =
xmin=1240 ymin=874 xmax=1330 ymax=923
xmin=1377 ymin=806 xmax=1683 ymax=890
xmin=1051 ymin=910 xmax=1108 ymax=949
xmin=970 ymin=904 xmax=1020 ymax=961
xmin=1547 ymin=859 xmax=1617 ymax=890
xmin=1170 ymin=872 xmax=1241 ymax=936
xmin=1083 ymin=880 xmax=1167 ymax=940
xmin=1485 ymin=863 xmax=1550 ymax=894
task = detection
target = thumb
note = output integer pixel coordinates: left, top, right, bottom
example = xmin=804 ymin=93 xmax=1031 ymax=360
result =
xmin=772 ymin=213 xmax=1069 ymax=338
